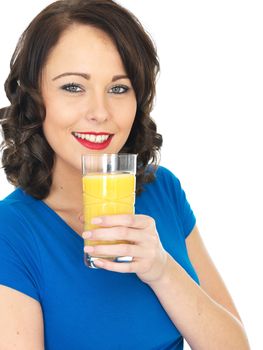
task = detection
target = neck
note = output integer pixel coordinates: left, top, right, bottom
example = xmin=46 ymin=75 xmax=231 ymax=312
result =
xmin=45 ymin=158 xmax=83 ymax=213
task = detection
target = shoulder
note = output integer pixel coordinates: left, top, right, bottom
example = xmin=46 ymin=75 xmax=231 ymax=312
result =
xmin=139 ymin=165 xmax=186 ymax=209
xmin=146 ymin=165 xmax=182 ymax=195
xmin=0 ymin=190 xmax=43 ymax=303
xmin=155 ymin=165 xmax=180 ymax=183
xmin=142 ymin=165 xmax=194 ymax=217
xmin=0 ymin=188 xmax=42 ymax=270
xmin=0 ymin=188 xmax=37 ymax=238
xmin=0 ymin=188 xmax=31 ymax=215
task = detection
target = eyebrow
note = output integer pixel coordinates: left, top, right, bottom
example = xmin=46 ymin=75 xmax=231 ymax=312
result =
xmin=52 ymin=72 xmax=90 ymax=81
xmin=52 ymin=72 xmax=129 ymax=82
xmin=112 ymin=74 xmax=129 ymax=82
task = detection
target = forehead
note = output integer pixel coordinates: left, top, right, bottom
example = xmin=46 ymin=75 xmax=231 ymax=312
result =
xmin=43 ymin=24 xmax=126 ymax=76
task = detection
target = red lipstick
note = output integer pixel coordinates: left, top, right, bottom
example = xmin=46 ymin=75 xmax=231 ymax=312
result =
xmin=72 ymin=131 xmax=113 ymax=150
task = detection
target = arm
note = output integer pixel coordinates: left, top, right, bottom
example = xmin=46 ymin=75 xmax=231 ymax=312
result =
xmin=0 ymin=285 xmax=44 ymax=349
xmin=186 ymin=225 xmax=242 ymax=322
xmin=148 ymin=226 xmax=250 ymax=350
xmin=83 ymin=216 xmax=250 ymax=350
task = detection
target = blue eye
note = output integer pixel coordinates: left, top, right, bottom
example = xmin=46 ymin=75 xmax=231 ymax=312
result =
xmin=109 ymin=85 xmax=129 ymax=94
xmin=61 ymin=83 xmax=83 ymax=93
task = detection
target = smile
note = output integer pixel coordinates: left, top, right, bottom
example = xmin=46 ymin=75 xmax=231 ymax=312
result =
xmin=72 ymin=131 xmax=113 ymax=150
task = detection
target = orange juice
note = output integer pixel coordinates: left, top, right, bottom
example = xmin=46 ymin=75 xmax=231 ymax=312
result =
xmin=83 ymin=173 xmax=135 ymax=251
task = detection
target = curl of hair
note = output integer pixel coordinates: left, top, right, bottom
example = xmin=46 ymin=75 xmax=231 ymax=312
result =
xmin=0 ymin=0 xmax=162 ymax=199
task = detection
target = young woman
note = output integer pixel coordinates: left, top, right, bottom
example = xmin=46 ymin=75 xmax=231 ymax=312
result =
xmin=0 ymin=1 xmax=250 ymax=349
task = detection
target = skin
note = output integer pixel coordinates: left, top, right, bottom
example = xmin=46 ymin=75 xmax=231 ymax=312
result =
xmin=41 ymin=24 xmax=137 ymax=229
xmin=0 ymin=24 xmax=250 ymax=349
xmin=86 ymin=218 xmax=250 ymax=349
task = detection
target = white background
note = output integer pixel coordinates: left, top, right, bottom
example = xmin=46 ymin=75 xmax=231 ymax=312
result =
xmin=0 ymin=1 xmax=262 ymax=349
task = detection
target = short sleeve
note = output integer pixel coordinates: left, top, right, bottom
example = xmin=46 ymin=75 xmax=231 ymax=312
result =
xmin=0 ymin=205 xmax=42 ymax=302
xmin=158 ymin=167 xmax=196 ymax=238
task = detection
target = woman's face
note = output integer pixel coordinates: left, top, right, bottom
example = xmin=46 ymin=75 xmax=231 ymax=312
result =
xmin=41 ymin=24 xmax=137 ymax=172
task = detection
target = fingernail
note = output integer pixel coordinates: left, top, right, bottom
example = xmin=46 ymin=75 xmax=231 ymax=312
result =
xmin=84 ymin=245 xmax=94 ymax=253
xmin=91 ymin=217 xmax=102 ymax=225
xmin=94 ymin=260 xmax=104 ymax=267
xmin=82 ymin=231 xmax=92 ymax=239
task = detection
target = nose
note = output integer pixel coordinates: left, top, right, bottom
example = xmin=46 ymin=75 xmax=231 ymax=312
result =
xmin=85 ymin=91 xmax=110 ymax=123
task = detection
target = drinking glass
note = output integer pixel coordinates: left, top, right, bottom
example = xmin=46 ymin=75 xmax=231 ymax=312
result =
xmin=82 ymin=153 xmax=137 ymax=268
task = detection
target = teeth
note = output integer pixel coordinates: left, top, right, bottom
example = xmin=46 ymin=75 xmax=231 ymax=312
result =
xmin=90 ymin=134 xmax=96 ymax=142
xmin=74 ymin=132 xmax=110 ymax=143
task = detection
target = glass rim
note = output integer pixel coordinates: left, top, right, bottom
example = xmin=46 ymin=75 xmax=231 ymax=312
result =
xmin=81 ymin=153 xmax=137 ymax=175
xmin=81 ymin=153 xmax=137 ymax=157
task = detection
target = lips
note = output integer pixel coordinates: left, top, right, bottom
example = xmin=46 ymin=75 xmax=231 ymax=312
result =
xmin=72 ymin=131 xmax=113 ymax=150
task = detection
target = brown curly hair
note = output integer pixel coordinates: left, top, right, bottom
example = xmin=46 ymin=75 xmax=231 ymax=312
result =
xmin=0 ymin=0 xmax=162 ymax=199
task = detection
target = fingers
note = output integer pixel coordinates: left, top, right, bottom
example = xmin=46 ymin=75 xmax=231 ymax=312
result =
xmin=84 ymin=242 xmax=145 ymax=259
xmin=83 ymin=226 xmax=143 ymax=243
xmin=93 ymin=259 xmax=139 ymax=273
xmin=90 ymin=214 xmax=155 ymax=230
xmin=82 ymin=214 xmax=156 ymax=244
xmin=82 ymin=214 xmax=166 ymax=282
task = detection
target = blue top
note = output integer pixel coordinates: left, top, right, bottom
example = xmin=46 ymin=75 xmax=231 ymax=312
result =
xmin=0 ymin=166 xmax=199 ymax=350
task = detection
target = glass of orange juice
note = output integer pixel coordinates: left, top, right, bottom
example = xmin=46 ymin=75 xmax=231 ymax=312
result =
xmin=82 ymin=153 xmax=137 ymax=268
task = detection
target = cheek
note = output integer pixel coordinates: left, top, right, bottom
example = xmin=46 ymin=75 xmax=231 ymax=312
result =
xmin=42 ymin=108 xmax=72 ymax=149
xmin=126 ymin=103 xmax=137 ymax=131
xmin=43 ymin=96 xmax=62 ymax=129
xmin=116 ymin=98 xmax=137 ymax=131
xmin=42 ymin=88 xmax=83 ymax=128
xmin=43 ymin=102 xmax=79 ymax=130
xmin=42 ymin=111 xmax=60 ymax=144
